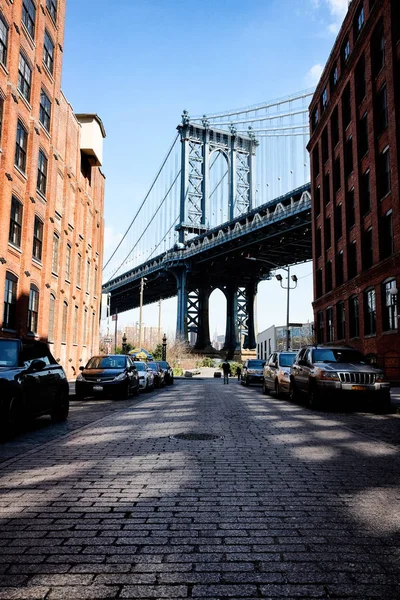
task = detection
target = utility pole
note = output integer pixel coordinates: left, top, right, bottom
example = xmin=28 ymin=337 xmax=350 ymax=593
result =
xmin=158 ymin=299 xmax=162 ymax=342
xmin=113 ymin=308 xmax=118 ymax=353
xmin=139 ymin=278 xmax=146 ymax=349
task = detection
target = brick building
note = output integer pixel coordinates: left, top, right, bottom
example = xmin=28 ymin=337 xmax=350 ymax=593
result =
xmin=308 ymin=0 xmax=400 ymax=379
xmin=0 ymin=0 xmax=105 ymax=379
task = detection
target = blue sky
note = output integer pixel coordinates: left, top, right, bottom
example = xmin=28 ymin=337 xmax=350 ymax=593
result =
xmin=62 ymin=0 xmax=348 ymax=339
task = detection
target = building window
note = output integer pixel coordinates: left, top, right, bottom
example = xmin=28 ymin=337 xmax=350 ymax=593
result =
xmin=94 ymin=267 xmax=98 ymax=296
xmin=46 ymin=0 xmax=57 ymax=23
xmin=323 ymin=172 xmax=330 ymax=206
xmin=43 ymin=30 xmax=55 ymax=74
xmin=336 ymin=301 xmax=345 ymax=340
xmin=83 ymin=308 xmax=88 ymax=346
xmin=371 ymin=20 xmax=385 ymax=77
xmin=330 ymin=64 xmax=339 ymax=91
xmin=333 ymin=156 xmax=341 ymax=193
xmin=73 ymin=305 xmax=79 ymax=345
xmin=364 ymin=288 xmax=376 ymax=335
xmin=65 ymin=244 xmax=71 ymax=281
xmin=349 ymin=295 xmax=359 ymax=338
xmin=326 ymin=261 xmax=332 ymax=293
xmin=312 ymin=146 xmax=320 ymax=177
xmin=336 ymin=251 xmax=344 ymax=287
xmin=379 ymin=209 xmax=393 ymax=260
xmin=314 ymin=185 xmax=321 ymax=216
xmin=321 ymin=87 xmax=328 ymax=112
xmin=32 ymin=216 xmax=43 ymax=261
xmin=334 ymin=203 xmax=342 ymax=240
xmin=360 ymin=170 xmax=370 ymax=215
xmin=15 ymin=120 xmax=28 ymax=173
xmin=322 ymin=127 xmax=329 ymax=163
xmin=342 ymin=38 xmax=350 ymax=66
xmin=326 ymin=307 xmax=334 ymax=342
xmin=362 ymin=227 xmax=373 ymax=269
xmin=37 ymin=149 xmax=48 ymax=195
xmin=86 ymin=260 xmax=90 ymax=293
xmin=325 ymin=216 xmax=331 ymax=249
xmin=0 ymin=96 xmax=3 ymax=146
xmin=375 ymin=84 xmax=388 ymax=135
xmin=62 ymin=301 xmax=68 ymax=344
xmin=316 ymin=269 xmax=323 ymax=299
xmin=316 ymin=227 xmax=322 ymax=257
xmin=355 ymin=55 xmax=366 ymax=104
xmin=39 ymin=89 xmax=51 ymax=131
xmin=344 ymin=136 xmax=353 ymax=177
xmin=0 ymin=13 xmax=8 ymax=66
xmin=9 ymin=196 xmax=23 ymax=248
xmin=346 ymin=188 xmax=355 ymax=229
xmin=342 ymin=84 xmax=351 ymax=129
xmin=348 ymin=240 xmax=357 ymax=279
xmin=18 ymin=53 xmax=32 ymax=102
xmin=331 ymin=107 xmax=339 ymax=147
xmin=28 ymin=284 xmax=39 ymax=334
xmin=358 ymin=113 xmax=368 ymax=158
xmin=77 ymin=253 xmax=82 ymax=287
xmin=3 ymin=272 xmax=17 ymax=330
xmin=377 ymin=146 xmax=390 ymax=199
xmin=317 ymin=311 xmax=324 ymax=343
xmin=382 ymin=279 xmax=397 ymax=332
xmin=22 ymin=0 xmax=36 ymax=39
xmin=354 ymin=4 xmax=365 ymax=38
xmin=312 ymin=106 xmax=319 ymax=132
xmin=52 ymin=233 xmax=59 ymax=274
xmin=48 ymin=293 xmax=55 ymax=342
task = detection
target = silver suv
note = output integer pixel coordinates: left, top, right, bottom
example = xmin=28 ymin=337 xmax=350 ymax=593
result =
xmin=290 ymin=345 xmax=391 ymax=411
xmin=263 ymin=351 xmax=297 ymax=397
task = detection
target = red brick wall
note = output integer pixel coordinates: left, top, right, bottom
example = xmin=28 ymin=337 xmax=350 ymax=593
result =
xmin=0 ymin=0 xmax=105 ymax=379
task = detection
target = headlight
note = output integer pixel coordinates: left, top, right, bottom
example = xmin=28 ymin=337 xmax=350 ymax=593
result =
xmin=114 ymin=372 xmax=126 ymax=382
xmin=76 ymin=374 xmax=84 ymax=381
xmin=376 ymin=373 xmax=387 ymax=383
xmin=319 ymin=370 xmax=339 ymax=381
xmin=247 ymin=369 xmax=255 ymax=374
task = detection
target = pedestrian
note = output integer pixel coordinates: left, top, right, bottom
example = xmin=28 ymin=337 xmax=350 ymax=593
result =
xmin=236 ymin=364 xmax=242 ymax=381
xmin=221 ymin=359 xmax=231 ymax=384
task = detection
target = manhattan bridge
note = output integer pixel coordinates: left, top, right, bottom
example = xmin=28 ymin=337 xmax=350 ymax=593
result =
xmin=102 ymin=89 xmax=314 ymax=356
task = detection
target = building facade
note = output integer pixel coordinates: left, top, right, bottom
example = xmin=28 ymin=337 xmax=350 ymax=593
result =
xmin=257 ymin=323 xmax=314 ymax=360
xmin=0 ymin=0 xmax=105 ymax=379
xmin=308 ymin=0 xmax=400 ymax=380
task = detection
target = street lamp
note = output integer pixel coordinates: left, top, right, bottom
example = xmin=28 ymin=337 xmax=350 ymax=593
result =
xmin=245 ymin=256 xmax=297 ymax=351
xmin=139 ymin=277 xmax=147 ymax=349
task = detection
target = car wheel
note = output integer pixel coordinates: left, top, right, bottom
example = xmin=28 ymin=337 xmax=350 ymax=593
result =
xmin=289 ymin=379 xmax=299 ymax=402
xmin=262 ymin=379 xmax=268 ymax=395
xmin=75 ymin=392 xmax=85 ymax=401
xmin=374 ymin=390 xmax=392 ymax=414
xmin=1 ymin=395 xmax=21 ymax=440
xmin=308 ymin=383 xmax=322 ymax=410
xmin=275 ymin=380 xmax=281 ymax=399
xmin=245 ymin=377 xmax=250 ymax=387
xmin=132 ymin=383 xmax=139 ymax=397
xmin=145 ymin=380 xmax=150 ymax=393
xmin=51 ymin=391 xmax=69 ymax=422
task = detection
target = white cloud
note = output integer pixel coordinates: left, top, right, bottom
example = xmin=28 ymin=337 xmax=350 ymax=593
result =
xmin=305 ymin=63 xmax=324 ymax=86
xmin=311 ymin=0 xmax=349 ymax=35
xmin=104 ymin=226 xmax=123 ymax=252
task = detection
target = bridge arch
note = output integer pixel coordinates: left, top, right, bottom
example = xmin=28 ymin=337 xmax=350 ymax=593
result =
xmin=208 ymin=149 xmax=230 ymax=229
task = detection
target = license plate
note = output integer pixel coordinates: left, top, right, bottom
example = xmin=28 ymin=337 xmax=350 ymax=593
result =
xmin=352 ymin=385 xmax=366 ymax=391
xmin=93 ymin=385 xmax=103 ymax=392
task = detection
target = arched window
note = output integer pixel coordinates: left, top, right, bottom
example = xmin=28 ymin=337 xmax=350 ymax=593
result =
xmin=48 ymin=293 xmax=56 ymax=342
xmin=28 ymin=284 xmax=39 ymax=334
xmin=62 ymin=301 xmax=68 ymax=344
xmin=3 ymin=272 xmax=17 ymax=329
xmin=52 ymin=232 xmax=60 ymax=274
xmin=0 ymin=12 xmax=9 ymax=66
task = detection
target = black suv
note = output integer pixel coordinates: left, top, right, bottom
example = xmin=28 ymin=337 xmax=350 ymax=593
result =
xmin=156 ymin=361 xmax=174 ymax=385
xmin=241 ymin=359 xmax=265 ymax=386
xmin=0 ymin=338 xmax=69 ymax=439
xmin=290 ymin=345 xmax=391 ymax=411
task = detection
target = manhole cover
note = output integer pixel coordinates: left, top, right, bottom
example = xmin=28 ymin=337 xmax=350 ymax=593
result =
xmin=171 ymin=432 xmax=221 ymax=441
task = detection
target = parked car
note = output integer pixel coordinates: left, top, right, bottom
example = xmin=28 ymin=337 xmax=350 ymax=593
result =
xmin=157 ymin=361 xmax=174 ymax=385
xmin=75 ymin=354 xmax=139 ymax=400
xmin=0 ymin=337 xmax=69 ymax=439
xmin=263 ymin=351 xmax=297 ymax=397
xmin=147 ymin=362 xmax=165 ymax=388
xmin=134 ymin=361 xmax=155 ymax=392
xmin=289 ymin=345 xmax=391 ymax=411
xmin=240 ymin=359 xmax=265 ymax=386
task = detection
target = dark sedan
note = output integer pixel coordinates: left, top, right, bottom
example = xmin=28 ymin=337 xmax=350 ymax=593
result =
xmin=157 ymin=361 xmax=174 ymax=385
xmin=0 ymin=338 xmax=69 ymax=440
xmin=147 ymin=362 xmax=165 ymax=388
xmin=75 ymin=355 xmax=139 ymax=400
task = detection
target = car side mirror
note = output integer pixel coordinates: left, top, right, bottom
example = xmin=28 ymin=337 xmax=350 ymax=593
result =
xmin=79 ymin=366 xmax=85 ymax=371
xmin=28 ymin=359 xmax=46 ymax=372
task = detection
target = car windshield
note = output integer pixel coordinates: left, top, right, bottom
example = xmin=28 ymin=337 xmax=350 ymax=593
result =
xmin=86 ymin=356 xmax=126 ymax=369
xmin=147 ymin=362 xmax=158 ymax=371
xmin=312 ymin=348 xmax=367 ymax=364
xmin=158 ymin=361 xmax=168 ymax=368
xmin=279 ymin=353 xmax=296 ymax=367
xmin=0 ymin=340 xmax=19 ymax=367
xmin=248 ymin=360 xmax=264 ymax=368
xmin=134 ymin=362 xmax=146 ymax=371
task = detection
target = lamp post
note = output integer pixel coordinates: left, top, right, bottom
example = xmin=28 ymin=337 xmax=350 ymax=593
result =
xmin=139 ymin=277 xmax=147 ymax=349
xmin=122 ymin=332 xmax=127 ymax=355
xmin=162 ymin=333 xmax=167 ymax=361
xmin=245 ymin=256 xmax=297 ymax=351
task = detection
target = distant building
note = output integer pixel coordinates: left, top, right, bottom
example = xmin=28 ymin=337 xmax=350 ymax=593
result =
xmin=0 ymin=1 xmax=106 ymax=379
xmin=307 ymin=0 xmax=400 ymax=379
xmin=257 ymin=323 xmax=313 ymax=359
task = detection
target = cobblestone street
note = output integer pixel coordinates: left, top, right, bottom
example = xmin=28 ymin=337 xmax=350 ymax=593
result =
xmin=0 ymin=378 xmax=399 ymax=599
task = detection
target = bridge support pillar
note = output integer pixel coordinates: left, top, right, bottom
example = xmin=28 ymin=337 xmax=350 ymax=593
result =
xmin=175 ymin=268 xmax=188 ymax=340
xmin=193 ymin=287 xmax=212 ymax=351
xmin=243 ymin=281 xmax=258 ymax=350
xmin=223 ymin=285 xmax=239 ymax=358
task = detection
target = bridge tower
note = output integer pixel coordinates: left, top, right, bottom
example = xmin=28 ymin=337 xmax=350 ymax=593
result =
xmin=174 ymin=112 xmax=259 ymax=355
